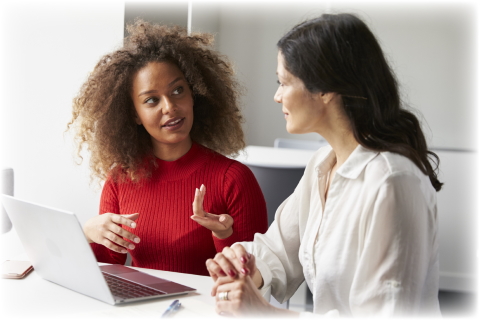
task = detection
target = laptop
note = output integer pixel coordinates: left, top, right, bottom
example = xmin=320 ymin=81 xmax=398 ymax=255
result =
xmin=1 ymin=194 xmax=196 ymax=305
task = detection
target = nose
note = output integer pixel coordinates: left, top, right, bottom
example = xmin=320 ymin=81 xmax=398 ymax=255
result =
xmin=162 ymin=97 xmax=176 ymax=114
xmin=274 ymin=86 xmax=282 ymax=104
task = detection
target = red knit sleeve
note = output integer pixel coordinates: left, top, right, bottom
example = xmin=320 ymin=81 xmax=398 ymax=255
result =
xmin=212 ymin=161 xmax=268 ymax=251
xmin=90 ymin=177 xmax=127 ymax=265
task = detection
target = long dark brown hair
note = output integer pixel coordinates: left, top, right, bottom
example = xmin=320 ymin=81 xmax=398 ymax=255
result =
xmin=278 ymin=13 xmax=442 ymax=191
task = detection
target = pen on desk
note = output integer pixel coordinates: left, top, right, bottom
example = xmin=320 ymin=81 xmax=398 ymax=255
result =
xmin=161 ymin=299 xmax=181 ymax=318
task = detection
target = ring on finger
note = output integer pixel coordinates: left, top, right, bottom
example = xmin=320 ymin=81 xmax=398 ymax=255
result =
xmin=218 ymin=291 xmax=229 ymax=301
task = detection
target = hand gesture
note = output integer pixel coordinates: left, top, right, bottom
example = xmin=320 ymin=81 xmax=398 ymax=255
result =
xmin=206 ymin=244 xmax=259 ymax=295
xmin=191 ymin=184 xmax=234 ymax=239
xmin=83 ymin=212 xmax=140 ymax=253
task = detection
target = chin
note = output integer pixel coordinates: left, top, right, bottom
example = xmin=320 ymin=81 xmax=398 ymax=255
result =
xmin=286 ymin=124 xmax=299 ymax=135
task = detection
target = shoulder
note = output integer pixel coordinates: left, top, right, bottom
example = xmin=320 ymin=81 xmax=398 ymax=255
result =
xmin=370 ymin=151 xmax=424 ymax=180
xmin=198 ymin=144 xmax=252 ymax=173
xmin=367 ymin=150 xmax=435 ymax=196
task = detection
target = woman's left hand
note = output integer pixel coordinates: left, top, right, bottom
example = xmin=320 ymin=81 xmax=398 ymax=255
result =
xmin=214 ymin=275 xmax=280 ymax=317
xmin=191 ymin=184 xmax=234 ymax=239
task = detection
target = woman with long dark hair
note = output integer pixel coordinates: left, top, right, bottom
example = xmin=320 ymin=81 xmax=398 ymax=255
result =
xmin=206 ymin=13 xmax=442 ymax=317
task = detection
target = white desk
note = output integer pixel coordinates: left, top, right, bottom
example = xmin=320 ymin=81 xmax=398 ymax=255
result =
xmin=234 ymin=145 xmax=316 ymax=168
xmin=1 ymin=258 xmax=219 ymax=319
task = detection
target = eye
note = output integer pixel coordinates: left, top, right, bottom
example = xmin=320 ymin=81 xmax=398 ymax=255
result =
xmin=145 ymin=97 xmax=158 ymax=104
xmin=173 ymin=86 xmax=184 ymax=95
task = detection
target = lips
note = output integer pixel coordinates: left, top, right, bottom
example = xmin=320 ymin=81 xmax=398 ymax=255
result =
xmin=162 ymin=117 xmax=184 ymax=127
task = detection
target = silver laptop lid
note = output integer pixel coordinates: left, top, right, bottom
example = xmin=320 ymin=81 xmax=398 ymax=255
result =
xmin=1 ymin=194 xmax=115 ymax=304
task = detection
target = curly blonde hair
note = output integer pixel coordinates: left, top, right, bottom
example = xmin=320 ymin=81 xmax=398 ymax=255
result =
xmin=69 ymin=20 xmax=245 ymax=182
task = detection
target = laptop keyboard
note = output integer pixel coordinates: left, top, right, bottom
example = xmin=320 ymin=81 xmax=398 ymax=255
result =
xmin=103 ymin=272 xmax=165 ymax=300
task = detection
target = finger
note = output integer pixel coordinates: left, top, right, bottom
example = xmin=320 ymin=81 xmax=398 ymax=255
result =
xmin=215 ymin=280 xmax=243 ymax=301
xmin=206 ymin=259 xmax=228 ymax=295
xmin=126 ymin=212 xmax=140 ymax=221
xmin=107 ymin=221 xmax=140 ymax=244
xmin=212 ymin=275 xmax=237 ymax=297
xmin=192 ymin=188 xmax=206 ymax=217
xmin=101 ymin=239 xmax=128 ymax=254
xmin=105 ymin=231 xmax=135 ymax=251
xmin=223 ymin=246 xmax=249 ymax=275
xmin=214 ymin=251 xmax=239 ymax=278
xmin=190 ymin=214 xmax=226 ymax=232
xmin=110 ymin=213 xmax=139 ymax=228
xmin=206 ymin=258 xmax=228 ymax=278
xmin=231 ymin=243 xmax=251 ymax=266
xmin=217 ymin=214 xmax=234 ymax=229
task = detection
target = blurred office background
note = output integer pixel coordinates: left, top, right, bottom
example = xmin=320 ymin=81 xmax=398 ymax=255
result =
xmin=1 ymin=0 xmax=478 ymax=316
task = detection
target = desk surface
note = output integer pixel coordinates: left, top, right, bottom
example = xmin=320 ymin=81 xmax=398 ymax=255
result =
xmin=233 ymin=145 xmax=316 ymax=169
xmin=1 ymin=259 xmax=219 ymax=319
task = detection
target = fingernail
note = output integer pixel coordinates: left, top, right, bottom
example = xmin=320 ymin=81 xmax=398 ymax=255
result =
xmin=121 ymin=249 xmax=127 ymax=253
xmin=228 ymin=270 xmax=236 ymax=277
xmin=247 ymin=253 xmax=252 ymax=259
xmin=211 ymin=290 xmax=215 ymax=296
xmin=240 ymin=256 xmax=246 ymax=264
xmin=134 ymin=237 xmax=140 ymax=243
xmin=129 ymin=244 xmax=135 ymax=249
xmin=220 ymin=270 xmax=227 ymax=276
xmin=241 ymin=268 xmax=249 ymax=275
xmin=131 ymin=222 xmax=136 ymax=228
xmin=219 ymin=216 xmax=226 ymax=222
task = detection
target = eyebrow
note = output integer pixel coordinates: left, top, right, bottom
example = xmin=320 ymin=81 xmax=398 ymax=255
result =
xmin=137 ymin=77 xmax=184 ymax=97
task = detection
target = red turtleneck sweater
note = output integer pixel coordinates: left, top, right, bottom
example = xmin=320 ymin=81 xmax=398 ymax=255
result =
xmin=91 ymin=143 xmax=268 ymax=276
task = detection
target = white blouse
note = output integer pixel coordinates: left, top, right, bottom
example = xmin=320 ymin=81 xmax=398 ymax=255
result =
xmin=240 ymin=144 xmax=441 ymax=317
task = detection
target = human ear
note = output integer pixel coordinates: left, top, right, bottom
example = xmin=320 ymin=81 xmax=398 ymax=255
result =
xmin=320 ymin=92 xmax=337 ymax=105
xmin=134 ymin=112 xmax=142 ymax=125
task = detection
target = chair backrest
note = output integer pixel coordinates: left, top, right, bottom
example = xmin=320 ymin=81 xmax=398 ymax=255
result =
xmin=274 ymin=138 xmax=328 ymax=151
xmin=247 ymin=164 xmax=304 ymax=226
xmin=1 ymin=168 xmax=14 ymax=233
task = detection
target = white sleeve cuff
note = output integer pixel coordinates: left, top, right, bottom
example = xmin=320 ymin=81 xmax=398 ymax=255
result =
xmin=255 ymin=256 xmax=273 ymax=299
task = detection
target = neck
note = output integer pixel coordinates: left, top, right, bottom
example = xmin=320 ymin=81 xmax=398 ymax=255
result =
xmin=315 ymin=96 xmax=358 ymax=166
xmin=152 ymin=137 xmax=193 ymax=161
xmin=327 ymin=132 xmax=358 ymax=166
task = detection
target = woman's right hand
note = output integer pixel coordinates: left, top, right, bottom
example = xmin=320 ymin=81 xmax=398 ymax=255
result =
xmin=206 ymin=244 xmax=261 ymax=296
xmin=83 ymin=213 xmax=140 ymax=254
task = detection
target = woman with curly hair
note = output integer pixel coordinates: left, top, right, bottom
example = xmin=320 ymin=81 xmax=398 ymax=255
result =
xmin=68 ymin=21 xmax=268 ymax=276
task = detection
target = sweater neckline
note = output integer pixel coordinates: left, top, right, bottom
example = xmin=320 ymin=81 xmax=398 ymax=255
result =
xmin=152 ymin=143 xmax=210 ymax=181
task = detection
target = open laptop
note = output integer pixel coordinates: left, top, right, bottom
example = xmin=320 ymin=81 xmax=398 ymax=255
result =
xmin=1 ymin=194 xmax=196 ymax=305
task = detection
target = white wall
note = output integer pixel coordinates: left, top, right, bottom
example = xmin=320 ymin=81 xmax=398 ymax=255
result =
xmin=216 ymin=1 xmax=478 ymax=151
xmin=0 ymin=1 xmax=125 ymax=255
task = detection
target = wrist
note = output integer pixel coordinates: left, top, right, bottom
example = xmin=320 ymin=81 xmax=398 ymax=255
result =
xmin=212 ymin=228 xmax=233 ymax=239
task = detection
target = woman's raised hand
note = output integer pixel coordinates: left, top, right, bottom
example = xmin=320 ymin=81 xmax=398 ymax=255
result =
xmin=191 ymin=184 xmax=234 ymax=239
xmin=83 ymin=212 xmax=140 ymax=253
